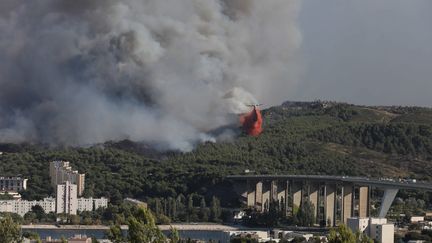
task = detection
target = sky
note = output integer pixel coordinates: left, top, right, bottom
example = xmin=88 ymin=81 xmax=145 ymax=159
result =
xmin=296 ymin=0 xmax=432 ymax=106
xmin=0 ymin=0 xmax=430 ymax=148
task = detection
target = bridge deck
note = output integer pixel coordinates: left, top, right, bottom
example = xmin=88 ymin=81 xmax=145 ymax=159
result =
xmin=226 ymin=175 xmax=432 ymax=191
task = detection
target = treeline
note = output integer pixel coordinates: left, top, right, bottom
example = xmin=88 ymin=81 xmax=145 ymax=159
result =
xmin=313 ymin=123 xmax=432 ymax=158
xmin=243 ymin=199 xmax=316 ymax=228
xmin=147 ymin=195 xmax=226 ymax=224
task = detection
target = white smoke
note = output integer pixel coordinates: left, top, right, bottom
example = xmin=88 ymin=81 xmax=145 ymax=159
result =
xmin=0 ymin=0 xmax=301 ymax=151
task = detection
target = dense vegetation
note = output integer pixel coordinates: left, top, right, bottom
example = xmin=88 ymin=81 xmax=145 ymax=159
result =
xmin=1 ymin=101 xmax=432 ymax=208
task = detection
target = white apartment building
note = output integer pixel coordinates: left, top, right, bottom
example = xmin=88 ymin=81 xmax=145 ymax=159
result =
xmin=347 ymin=217 xmax=369 ymax=234
xmin=0 ymin=200 xmax=14 ymax=213
xmin=371 ymin=224 xmax=394 ymax=243
xmin=0 ymin=176 xmax=28 ymax=192
xmin=348 ymin=217 xmax=394 ymax=243
xmin=0 ymin=197 xmax=56 ymax=216
xmin=0 ymin=196 xmax=107 ymax=216
xmin=77 ymin=198 xmax=93 ymax=212
xmin=93 ymin=197 xmax=108 ymax=209
xmin=78 ymin=197 xmax=108 ymax=212
xmin=56 ymin=181 xmax=78 ymax=215
xmin=50 ymin=161 xmax=85 ymax=196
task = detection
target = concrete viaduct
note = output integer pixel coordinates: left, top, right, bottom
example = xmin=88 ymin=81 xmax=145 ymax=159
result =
xmin=227 ymin=175 xmax=432 ymax=226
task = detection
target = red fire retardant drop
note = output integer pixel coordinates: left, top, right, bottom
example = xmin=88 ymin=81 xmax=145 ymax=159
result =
xmin=240 ymin=106 xmax=263 ymax=136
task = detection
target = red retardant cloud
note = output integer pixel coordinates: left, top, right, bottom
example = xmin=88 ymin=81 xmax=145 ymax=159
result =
xmin=240 ymin=106 xmax=263 ymax=136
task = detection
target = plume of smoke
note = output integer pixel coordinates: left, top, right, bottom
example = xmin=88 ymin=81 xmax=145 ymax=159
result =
xmin=0 ymin=0 xmax=301 ymax=151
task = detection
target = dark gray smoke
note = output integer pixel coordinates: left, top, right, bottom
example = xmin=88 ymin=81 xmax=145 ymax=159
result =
xmin=0 ymin=0 xmax=301 ymax=151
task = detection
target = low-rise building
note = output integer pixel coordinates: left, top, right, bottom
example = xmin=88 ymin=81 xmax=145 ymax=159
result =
xmin=0 ymin=176 xmax=28 ymax=191
xmin=0 ymin=191 xmax=22 ymax=200
xmin=228 ymin=231 xmax=269 ymax=242
xmin=348 ymin=217 xmax=394 ymax=243
xmin=347 ymin=217 xmax=369 ymax=234
xmin=78 ymin=197 xmax=108 ymax=212
xmin=77 ymin=198 xmax=93 ymax=212
xmin=124 ymin=198 xmax=148 ymax=208
xmin=411 ymin=216 xmax=425 ymax=223
xmin=0 ymin=197 xmax=56 ymax=216
xmin=371 ymin=224 xmax=394 ymax=243
xmin=93 ymin=197 xmax=108 ymax=209
xmin=0 ymin=195 xmax=106 ymax=216
xmin=68 ymin=235 xmax=92 ymax=243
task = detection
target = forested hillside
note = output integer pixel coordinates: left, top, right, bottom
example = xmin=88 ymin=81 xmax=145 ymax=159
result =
xmin=1 ymin=101 xmax=432 ymax=206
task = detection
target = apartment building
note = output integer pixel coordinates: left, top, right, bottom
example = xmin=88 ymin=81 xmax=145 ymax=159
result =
xmin=94 ymin=197 xmax=108 ymax=209
xmin=50 ymin=161 xmax=85 ymax=196
xmin=0 ymin=176 xmax=28 ymax=191
xmin=77 ymin=197 xmax=108 ymax=212
xmin=348 ymin=217 xmax=394 ymax=243
xmin=56 ymin=181 xmax=78 ymax=215
xmin=0 ymin=197 xmax=55 ymax=216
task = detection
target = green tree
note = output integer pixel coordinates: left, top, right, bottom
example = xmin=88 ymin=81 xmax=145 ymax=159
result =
xmin=187 ymin=195 xmax=197 ymax=222
xmin=176 ymin=194 xmax=186 ymax=221
xmin=328 ymin=224 xmax=373 ymax=243
xmin=31 ymin=205 xmax=46 ymax=222
xmin=169 ymin=226 xmax=180 ymax=243
xmin=296 ymin=199 xmax=315 ymax=227
xmin=0 ymin=215 xmax=21 ymax=243
xmin=291 ymin=236 xmax=306 ymax=243
xmin=154 ymin=198 xmax=162 ymax=215
xmin=199 ymin=198 xmax=209 ymax=222
xmin=107 ymin=225 xmax=125 ymax=243
xmin=328 ymin=224 xmax=356 ymax=243
xmin=355 ymin=231 xmax=373 ymax=243
xmin=210 ymin=196 xmax=222 ymax=222
xmin=23 ymin=231 xmax=42 ymax=243
xmin=127 ymin=207 xmax=166 ymax=243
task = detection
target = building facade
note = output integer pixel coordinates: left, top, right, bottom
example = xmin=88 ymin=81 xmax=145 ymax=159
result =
xmin=0 ymin=176 xmax=28 ymax=192
xmin=78 ymin=197 xmax=108 ymax=212
xmin=371 ymin=224 xmax=394 ymax=243
xmin=50 ymin=161 xmax=85 ymax=196
xmin=0 ymin=197 xmax=55 ymax=216
xmin=348 ymin=217 xmax=394 ymax=243
xmin=56 ymin=181 xmax=78 ymax=215
xmin=77 ymin=198 xmax=93 ymax=212
xmin=347 ymin=217 xmax=369 ymax=234
xmin=93 ymin=197 xmax=108 ymax=210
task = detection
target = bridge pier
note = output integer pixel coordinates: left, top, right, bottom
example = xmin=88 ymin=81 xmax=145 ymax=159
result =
xmin=255 ymin=181 xmax=263 ymax=211
xmin=292 ymin=181 xmax=302 ymax=215
xmin=342 ymin=185 xmax=353 ymax=223
xmin=309 ymin=183 xmax=319 ymax=219
xmin=262 ymin=181 xmax=271 ymax=212
xmin=379 ymin=188 xmax=399 ymax=218
xmin=325 ymin=184 xmax=336 ymax=226
xmin=231 ymin=176 xmax=419 ymax=226
xmin=247 ymin=180 xmax=256 ymax=207
xmin=359 ymin=186 xmax=369 ymax=217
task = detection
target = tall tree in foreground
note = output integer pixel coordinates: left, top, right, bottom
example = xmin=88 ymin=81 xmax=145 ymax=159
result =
xmin=0 ymin=215 xmax=21 ymax=243
xmin=295 ymin=199 xmax=315 ymax=227
xmin=210 ymin=196 xmax=222 ymax=222
xmin=169 ymin=226 xmax=180 ymax=243
xmin=128 ymin=207 xmax=166 ymax=243
xmin=107 ymin=224 xmax=125 ymax=243
xmin=328 ymin=224 xmax=373 ymax=243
